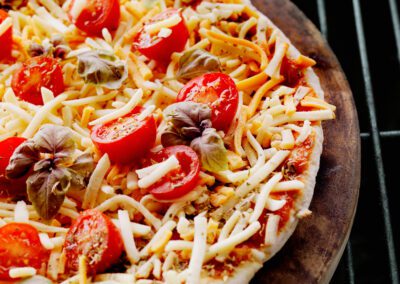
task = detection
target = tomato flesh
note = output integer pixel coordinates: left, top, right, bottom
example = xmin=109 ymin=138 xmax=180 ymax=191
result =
xmin=134 ymin=9 xmax=189 ymax=63
xmin=0 ymin=223 xmax=49 ymax=280
xmin=64 ymin=209 xmax=123 ymax=274
xmin=68 ymin=0 xmax=120 ymax=36
xmin=91 ymin=107 xmax=157 ymax=164
xmin=177 ymin=73 xmax=239 ymax=131
xmin=0 ymin=10 xmax=12 ymax=61
xmin=147 ymin=145 xmax=200 ymax=200
xmin=11 ymin=56 xmax=64 ymax=105
xmin=281 ymin=57 xmax=304 ymax=87
xmin=0 ymin=137 xmax=27 ymax=197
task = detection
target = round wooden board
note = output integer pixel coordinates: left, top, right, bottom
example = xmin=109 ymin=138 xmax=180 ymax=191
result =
xmin=249 ymin=0 xmax=361 ymax=283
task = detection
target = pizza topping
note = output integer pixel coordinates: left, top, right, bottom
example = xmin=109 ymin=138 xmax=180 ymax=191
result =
xmin=0 ymin=223 xmax=50 ymax=280
xmin=161 ymin=102 xmax=228 ymax=172
xmin=0 ymin=0 xmax=337 ymax=281
xmin=134 ymin=9 xmax=189 ymax=63
xmin=6 ymin=125 xmax=94 ymax=220
xmin=77 ymin=50 xmax=128 ymax=89
xmin=90 ymin=106 xmax=157 ymax=164
xmin=11 ymin=56 xmax=65 ymax=106
xmin=176 ymin=49 xmax=222 ymax=82
xmin=177 ymin=73 xmax=239 ymax=131
xmin=64 ymin=209 xmax=124 ymax=274
xmin=68 ymin=0 xmax=120 ymax=36
xmin=0 ymin=10 xmax=13 ymax=61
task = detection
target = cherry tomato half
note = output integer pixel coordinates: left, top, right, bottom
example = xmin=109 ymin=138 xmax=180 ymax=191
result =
xmin=0 ymin=137 xmax=27 ymax=197
xmin=134 ymin=8 xmax=189 ymax=63
xmin=11 ymin=56 xmax=64 ymax=106
xmin=0 ymin=223 xmax=50 ymax=280
xmin=68 ymin=0 xmax=120 ymax=36
xmin=177 ymin=73 xmax=239 ymax=131
xmin=0 ymin=10 xmax=12 ymax=61
xmin=64 ymin=209 xmax=123 ymax=274
xmin=91 ymin=107 xmax=157 ymax=164
xmin=147 ymin=145 xmax=200 ymax=200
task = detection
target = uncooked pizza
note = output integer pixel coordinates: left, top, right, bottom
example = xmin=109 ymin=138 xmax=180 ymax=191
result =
xmin=0 ymin=0 xmax=336 ymax=282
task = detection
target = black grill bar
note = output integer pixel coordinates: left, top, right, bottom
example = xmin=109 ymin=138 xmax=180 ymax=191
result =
xmin=361 ymin=130 xmax=400 ymax=138
xmin=316 ymin=0 xmax=328 ymax=38
xmin=315 ymin=0 xmax=357 ymax=282
xmin=346 ymin=242 xmax=355 ymax=284
xmin=352 ymin=0 xmax=399 ymax=283
xmin=388 ymin=0 xmax=400 ymax=64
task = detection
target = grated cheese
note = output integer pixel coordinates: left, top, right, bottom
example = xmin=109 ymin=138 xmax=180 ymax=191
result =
xmin=118 ymin=210 xmax=140 ymax=264
xmin=137 ymin=155 xmax=180 ymax=189
xmin=14 ymin=201 xmax=29 ymax=223
xmin=82 ymin=154 xmax=111 ymax=209
xmin=264 ymin=214 xmax=280 ymax=246
xmin=250 ymin=173 xmax=282 ymax=223
xmin=187 ymin=215 xmax=207 ymax=284
xmin=9 ymin=267 xmax=36 ymax=279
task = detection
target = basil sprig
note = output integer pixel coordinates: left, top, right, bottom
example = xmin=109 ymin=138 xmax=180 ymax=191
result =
xmin=77 ymin=50 xmax=128 ymax=89
xmin=176 ymin=49 xmax=221 ymax=81
xmin=161 ymin=102 xmax=228 ymax=172
xmin=6 ymin=125 xmax=94 ymax=220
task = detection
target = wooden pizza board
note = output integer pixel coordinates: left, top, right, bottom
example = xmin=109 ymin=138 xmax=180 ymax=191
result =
xmin=249 ymin=0 xmax=361 ymax=283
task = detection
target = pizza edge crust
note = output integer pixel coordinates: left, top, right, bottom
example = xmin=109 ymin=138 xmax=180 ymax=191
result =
xmin=199 ymin=3 xmax=326 ymax=282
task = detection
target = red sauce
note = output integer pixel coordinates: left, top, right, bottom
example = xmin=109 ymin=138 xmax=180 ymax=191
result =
xmin=285 ymin=135 xmax=314 ymax=176
xmin=242 ymin=192 xmax=296 ymax=248
xmin=281 ymin=57 xmax=305 ymax=87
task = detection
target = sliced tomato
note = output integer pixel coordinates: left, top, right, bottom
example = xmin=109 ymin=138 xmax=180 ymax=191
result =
xmin=147 ymin=145 xmax=200 ymax=200
xmin=64 ymin=209 xmax=123 ymax=274
xmin=0 ymin=137 xmax=27 ymax=197
xmin=134 ymin=9 xmax=189 ymax=63
xmin=177 ymin=73 xmax=239 ymax=131
xmin=0 ymin=223 xmax=49 ymax=280
xmin=0 ymin=10 xmax=12 ymax=61
xmin=68 ymin=0 xmax=120 ymax=36
xmin=91 ymin=107 xmax=157 ymax=164
xmin=11 ymin=56 xmax=64 ymax=106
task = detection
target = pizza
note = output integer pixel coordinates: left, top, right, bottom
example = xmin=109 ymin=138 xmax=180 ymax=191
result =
xmin=0 ymin=0 xmax=336 ymax=282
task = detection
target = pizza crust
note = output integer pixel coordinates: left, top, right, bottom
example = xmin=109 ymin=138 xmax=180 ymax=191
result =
xmin=198 ymin=3 xmax=326 ymax=282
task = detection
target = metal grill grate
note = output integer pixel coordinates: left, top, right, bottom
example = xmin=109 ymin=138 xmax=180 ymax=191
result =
xmin=290 ymin=0 xmax=400 ymax=283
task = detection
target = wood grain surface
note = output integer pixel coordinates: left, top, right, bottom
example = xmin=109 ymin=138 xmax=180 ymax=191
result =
xmin=249 ymin=0 xmax=361 ymax=283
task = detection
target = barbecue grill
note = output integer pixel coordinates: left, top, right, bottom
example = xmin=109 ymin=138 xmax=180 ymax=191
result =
xmin=290 ymin=0 xmax=400 ymax=283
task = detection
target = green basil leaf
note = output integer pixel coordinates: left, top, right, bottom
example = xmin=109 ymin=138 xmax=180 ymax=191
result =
xmin=176 ymin=49 xmax=221 ymax=81
xmin=69 ymin=152 xmax=94 ymax=189
xmin=161 ymin=125 xmax=190 ymax=147
xmin=190 ymin=128 xmax=228 ymax=172
xmin=161 ymin=102 xmax=212 ymax=147
xmin=6 ymin=140 xmax=39 ymax=179
xmin=27 ymin=167 xmax=71 ymax=220
xmin=33 ymin=124 xmax=75 ymax=163
xmin=77 ymin=50 xmax=128 ymax=89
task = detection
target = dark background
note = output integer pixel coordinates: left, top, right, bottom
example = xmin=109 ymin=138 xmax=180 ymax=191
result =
xmin=290 ymin=0 xmax=400 ymax=283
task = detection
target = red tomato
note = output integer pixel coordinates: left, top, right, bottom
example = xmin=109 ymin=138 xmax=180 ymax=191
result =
xmin=0 ymin=137 xmax=27 ymax=197
xmin=91 ymin=107 xmax=157 ymax=164
xmin=11 ymin=56 xmax=65 ymax=105
xmin=68 ymin=0 xmax=120 ymax=36
xmin=134 ymin=9 xmax=189 ymax=63
xmin=0 ymin=223 xmax=49 ymax=280
xmin=147 ymin=145 xmax=200 ymax=200
xmin=177 ymin=73 xmax=239 ymax=131
xmin=0 ymin=10 xmax=12 ymax=61
xmin=64 ymin=209 xmax=123 ymax=274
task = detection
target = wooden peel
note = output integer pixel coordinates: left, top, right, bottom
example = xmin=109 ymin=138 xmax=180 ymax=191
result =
xmin=250 ymin=0 xmax=361 ymax=283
